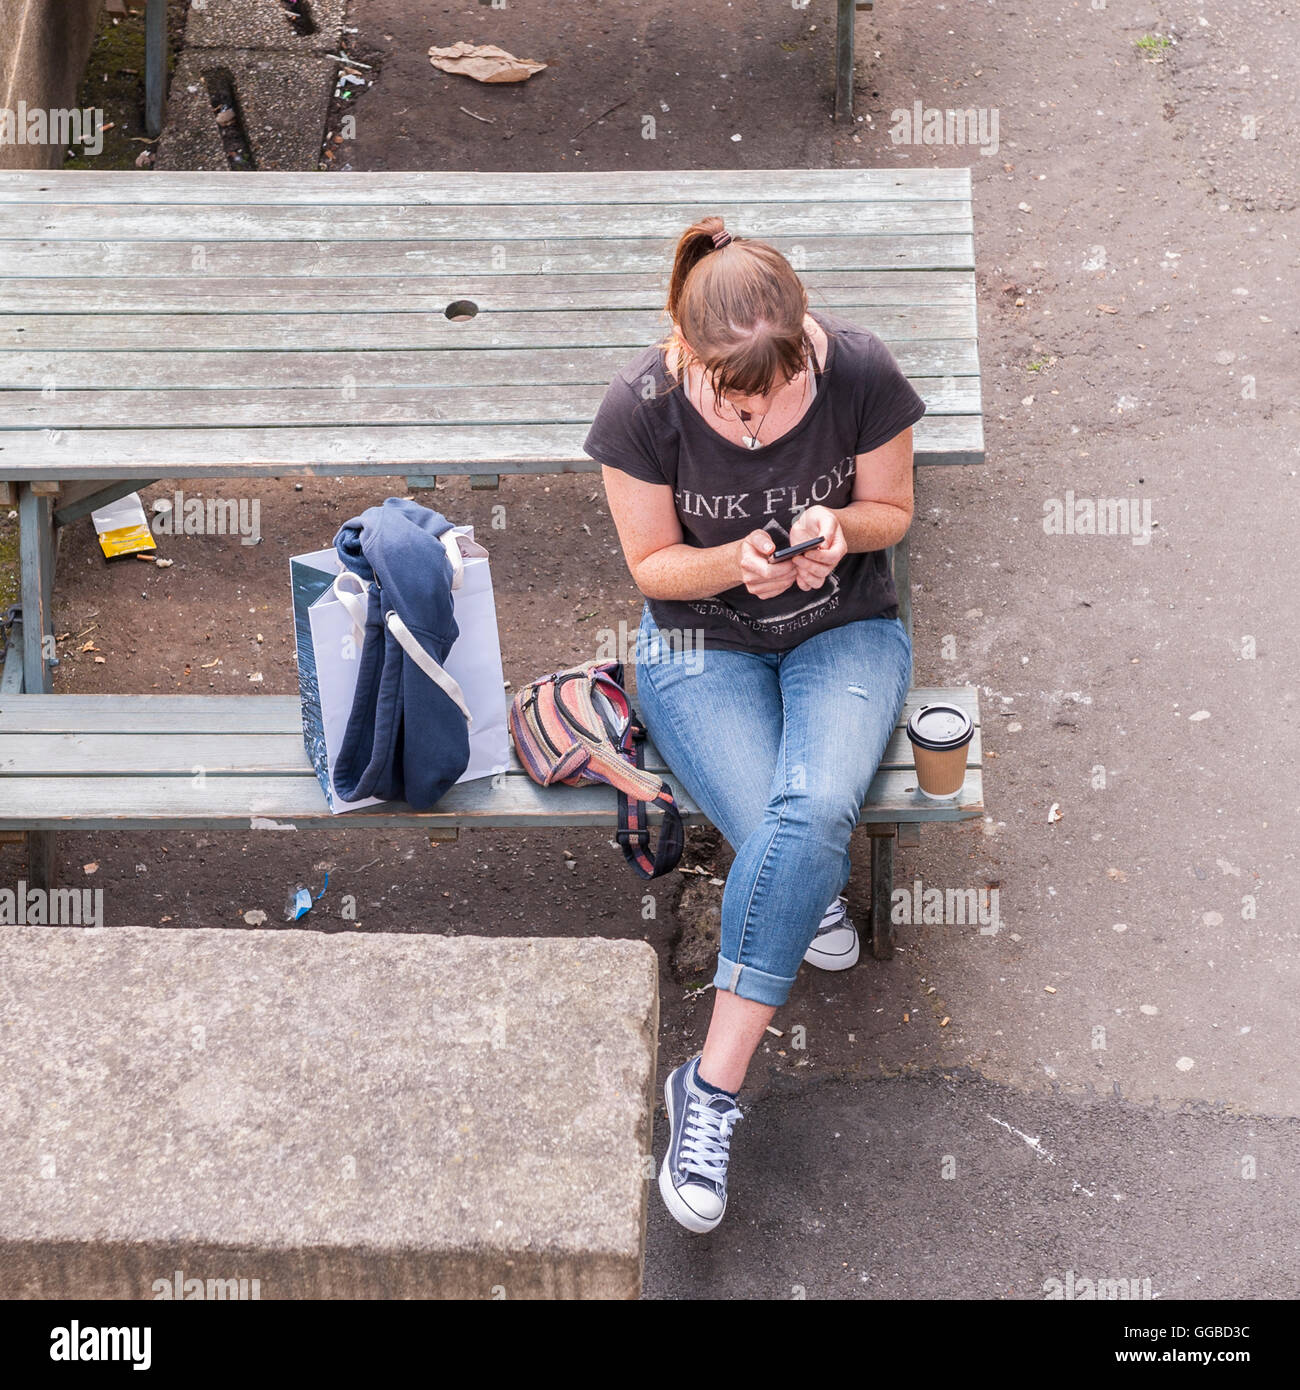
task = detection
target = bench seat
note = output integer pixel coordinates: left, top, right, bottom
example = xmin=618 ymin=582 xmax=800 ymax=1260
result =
xmin=0 ymin=687 xmax=979 ymax=960
xmin=0 ymin=688 xmax=981 ymax=831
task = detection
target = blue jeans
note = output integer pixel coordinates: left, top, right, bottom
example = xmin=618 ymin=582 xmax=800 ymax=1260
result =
xmin=634 ymin=603 xmax=912 ymax=1007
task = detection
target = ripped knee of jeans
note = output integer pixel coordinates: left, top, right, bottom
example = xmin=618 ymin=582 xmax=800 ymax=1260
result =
xmin=846 ymin=684 xmax=871 ymax=701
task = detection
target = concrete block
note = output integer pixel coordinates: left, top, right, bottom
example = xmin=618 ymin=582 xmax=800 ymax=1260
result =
xmin=0 ymin=0 xmax=102 ymax=170
xmin=185 ymin=0 xmax=349 ymax=57
xmin=0 ymin=927 xmax=659 ymax=1299
xmin=156 ymin=49 xmax=337 ymax=172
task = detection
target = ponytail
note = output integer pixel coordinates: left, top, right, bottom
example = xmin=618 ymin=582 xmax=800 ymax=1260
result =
xmin=666 ymin=216 xmax=730 ymax=322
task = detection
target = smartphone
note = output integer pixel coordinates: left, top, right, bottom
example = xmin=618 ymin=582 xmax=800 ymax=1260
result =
xmin=769 ymin=535 xmax=826 ymax=563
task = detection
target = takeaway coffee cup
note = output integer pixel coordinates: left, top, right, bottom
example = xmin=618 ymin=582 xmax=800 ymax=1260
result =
xmin=906 ymin=703 xmax=973 ymax=799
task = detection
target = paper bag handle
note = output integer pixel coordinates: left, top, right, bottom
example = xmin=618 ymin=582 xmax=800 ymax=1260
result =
xmin=330 ymin=571 xmax=472 ymax=726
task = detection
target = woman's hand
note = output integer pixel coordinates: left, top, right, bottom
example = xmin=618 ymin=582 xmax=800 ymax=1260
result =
xmin=788 ymin=506 xmax=847 ymax=590
xmin=738 ymin=529 xmax=798 ymax=599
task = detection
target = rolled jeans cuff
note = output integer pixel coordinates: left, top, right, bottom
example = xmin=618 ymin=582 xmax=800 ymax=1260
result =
xmin=713 ymin=954 xmax=797 ymax=1008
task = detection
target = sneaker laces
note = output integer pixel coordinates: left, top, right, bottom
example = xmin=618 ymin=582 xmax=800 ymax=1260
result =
xmin=816 ymin=895 xmax=848 ymax=936
xmin=679 ymin=1093 xmax=742 ymax=1183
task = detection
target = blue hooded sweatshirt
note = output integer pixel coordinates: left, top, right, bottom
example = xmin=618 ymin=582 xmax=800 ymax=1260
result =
xmin=332 ymin=497 xmax=471 ymax=808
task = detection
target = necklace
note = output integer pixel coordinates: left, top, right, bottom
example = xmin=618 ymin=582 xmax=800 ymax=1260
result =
xmin=679 ymin=334 xmax=818 ymax=449
xmin=730 ymin=399 xmax=769 ymax=449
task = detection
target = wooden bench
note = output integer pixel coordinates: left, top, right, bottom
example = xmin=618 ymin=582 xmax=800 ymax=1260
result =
xmin=0 ymin=168 xmax=984 ymax=959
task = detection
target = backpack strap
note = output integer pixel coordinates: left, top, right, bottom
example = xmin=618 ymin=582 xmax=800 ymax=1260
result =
xmin=614 ymin=716 xmax=684 ymax=879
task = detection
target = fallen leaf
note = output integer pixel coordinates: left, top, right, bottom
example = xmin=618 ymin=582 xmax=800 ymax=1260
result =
xmin=80 ymin=640 xmax=97 ymax=652
xmin=1096 ymin=304 xmax=1119 ymax=314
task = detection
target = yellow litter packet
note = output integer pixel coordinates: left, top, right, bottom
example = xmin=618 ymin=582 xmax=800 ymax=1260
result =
xmin=91 ymin=492 xmax=156 ymax=559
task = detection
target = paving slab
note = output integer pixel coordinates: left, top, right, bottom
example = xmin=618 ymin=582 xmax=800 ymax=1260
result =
xmin=0 ymin=927 xmax=658 ymax=1299
xmin=185 ymin=0 xmax=349 ymax=56
xmin=157 ymin=49 xmax=337 ymax=171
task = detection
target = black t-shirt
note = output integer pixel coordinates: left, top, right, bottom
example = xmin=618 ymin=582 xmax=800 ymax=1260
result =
xmin=583 ymin=309 xmax=927 ymax=653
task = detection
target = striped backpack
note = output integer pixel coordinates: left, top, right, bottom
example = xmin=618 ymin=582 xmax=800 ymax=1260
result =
xmin=508 ymin=659 xmax=684 ymax=879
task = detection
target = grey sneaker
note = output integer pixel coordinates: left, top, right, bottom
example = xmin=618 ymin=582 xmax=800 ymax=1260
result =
xmin=659 ymin=1055 xmax=743 ymax=1234
xmin=803 ymin=895 xmax=860 ymax=971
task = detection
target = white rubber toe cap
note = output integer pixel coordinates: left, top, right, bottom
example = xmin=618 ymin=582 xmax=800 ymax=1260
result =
xmin=804 ymin=921 xmax=860 ymax=971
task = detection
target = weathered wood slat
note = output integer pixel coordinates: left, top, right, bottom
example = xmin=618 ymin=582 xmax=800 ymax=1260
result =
xmin=1 ymin=340 xmax=982 ymax=392
xmin=1 ymin=305 xmax=977 ymax=352
xmin=0 ymin=378 xmax=984 ymax=429
xmin=0 ymin=271 xmax=977 ymax=313
xmin=0 ymin=202 xmax=974 ymax=244
xmin=0 ymin=168 xmax=973 ymax=205
xmin=0 ymin=235 xmax=976 ymax=277
xmin=0 ymin=725 xmax=982 ymax=776
xmin=0 ymin=768 xmax=983 ymax=830
xmin=0 ymin=688 xmax=981 ymax=733
xmin=0 ymin=414 xmax=984 ymax=474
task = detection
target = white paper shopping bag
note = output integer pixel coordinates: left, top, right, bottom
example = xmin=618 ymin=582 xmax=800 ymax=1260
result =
xmin=290 ymin=527 xmax=510 ymax=813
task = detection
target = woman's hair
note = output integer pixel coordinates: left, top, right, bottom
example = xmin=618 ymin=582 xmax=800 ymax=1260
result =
xmin=664 ymin=215 xmax=812 ymax=405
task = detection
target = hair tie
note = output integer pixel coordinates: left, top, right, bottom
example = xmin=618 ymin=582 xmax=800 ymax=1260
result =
xmin=710 ymin=229 xmax=733 ymax=249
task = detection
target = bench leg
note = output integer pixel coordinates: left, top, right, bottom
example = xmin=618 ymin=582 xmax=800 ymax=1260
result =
xmin=145 ymin=0 xmax=168 ymax=137
xmin=835 ymin=0 xmax=855 ymax=123
xmin=868 ymin=827 xmax=895 ymax=960
xmin=27 ymin=832 xmax=57 ymax=893
xmin=18 ymin=483 xmax=56 ymax=695
xmin=0 ymin=615 xmax=23 ymax=694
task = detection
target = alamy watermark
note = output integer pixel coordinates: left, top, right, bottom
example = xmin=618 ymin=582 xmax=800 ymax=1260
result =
xmin=50 ymin=1323 xmax=150 ymax=1370
xmin=152 ymin=1269 xmax=262 ymax=1300
xmin=0 ymin=882 xmax=103 ymax=926
xmin=891 ymin=878 xmax=1001 ymax=934
xmin=1 ymin=103 xmax=103 ymax=156
xmin=151 ymin=490 xmax=262 ymax=545
xmin=889 ymin=102 xmax=1000 ymax=157
xmin=595 ymin=618 xmax=706 ymax=676
xmin=1042 ymin=491 xmax=1153 ymax=545
xmin=1043 ymin=1269 xmax=1155 ymax=1300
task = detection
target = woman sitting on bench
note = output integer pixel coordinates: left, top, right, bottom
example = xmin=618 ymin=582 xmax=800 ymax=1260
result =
xmin=586 ymin=216 xmax=926 ymax=1234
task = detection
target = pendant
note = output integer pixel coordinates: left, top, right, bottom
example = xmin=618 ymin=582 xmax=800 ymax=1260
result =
xmin=743 ymin=435 xmax=760 ymax=449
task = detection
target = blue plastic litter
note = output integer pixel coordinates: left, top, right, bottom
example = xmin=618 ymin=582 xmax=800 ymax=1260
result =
xmin=284 ymin=871 xmax=330 ymax=922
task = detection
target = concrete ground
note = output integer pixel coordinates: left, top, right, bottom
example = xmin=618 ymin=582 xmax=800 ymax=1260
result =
xmin=3 ymin=0 xmax=1297 ymax=1304
xmin=325 ymin=0 xmax=1300 ymax=1300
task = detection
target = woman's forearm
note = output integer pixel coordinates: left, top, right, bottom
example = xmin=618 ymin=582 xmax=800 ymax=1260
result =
xmin=633 ymin=538 xmax=746 ymax=601
xmin=835 ymin=500 xmax=913 ymax=554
